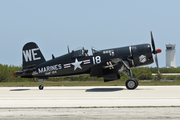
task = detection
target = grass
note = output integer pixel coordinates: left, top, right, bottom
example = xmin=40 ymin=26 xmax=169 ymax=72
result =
xmin=0 ymin=80 xmax=180 ymax=87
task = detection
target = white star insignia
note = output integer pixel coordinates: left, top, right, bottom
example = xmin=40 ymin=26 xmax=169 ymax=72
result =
xmin=71 ymin=58 xmax=82 ymax=71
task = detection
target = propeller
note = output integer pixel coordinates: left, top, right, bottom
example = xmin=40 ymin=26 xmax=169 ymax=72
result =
xmin=150 ymin=31 xmax=161 ymax=74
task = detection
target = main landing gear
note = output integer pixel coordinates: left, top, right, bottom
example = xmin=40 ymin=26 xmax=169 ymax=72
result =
xmin=123 ymin=68 xmax=139 ymax=90
xmin=38 ymin=79 xmax=44 ymax=90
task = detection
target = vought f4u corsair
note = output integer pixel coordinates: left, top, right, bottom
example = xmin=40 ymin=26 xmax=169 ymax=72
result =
xmin=14 ymin=32 xmax=161 ymax=90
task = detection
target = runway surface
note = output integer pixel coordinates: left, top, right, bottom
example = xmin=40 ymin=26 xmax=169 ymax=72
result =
xmin=0 ymin=86 xmax=180 ymax=107
xmin=1 ymin=107 xmax=180 ymax=120
xmin=0 ymin=86 xmax=180 ymax=120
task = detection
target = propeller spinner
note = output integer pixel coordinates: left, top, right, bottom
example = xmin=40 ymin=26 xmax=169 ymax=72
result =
xmin=150 ymin=31 xmax=161 ymax=73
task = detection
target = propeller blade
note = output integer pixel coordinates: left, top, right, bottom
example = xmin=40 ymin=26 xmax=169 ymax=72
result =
xmin=151 ymin=31 xmax=156 ymax=54
xmin=150 ymin=31 xmax=161 ymax=74
xmin=154 ymin=54 xmax=160 ymax=74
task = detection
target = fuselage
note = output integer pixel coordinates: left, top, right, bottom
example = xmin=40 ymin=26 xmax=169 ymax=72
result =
xmin=18 ymin=43 xmax=153 ymax=78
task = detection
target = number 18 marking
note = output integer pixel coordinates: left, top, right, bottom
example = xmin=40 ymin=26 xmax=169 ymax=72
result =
xmin=92 ymin=56 xmax=101 ymax=64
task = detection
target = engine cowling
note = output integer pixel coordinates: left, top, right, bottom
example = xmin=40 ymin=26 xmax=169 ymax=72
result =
xmin=131 ymin=44 xmax=154 ymax=67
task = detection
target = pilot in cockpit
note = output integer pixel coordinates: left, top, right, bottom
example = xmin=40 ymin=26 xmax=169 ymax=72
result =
xmin=84 ymin=49 xmax=89 ymax=56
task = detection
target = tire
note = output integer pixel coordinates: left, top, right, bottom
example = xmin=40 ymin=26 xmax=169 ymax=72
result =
xmin=134 ymin=79 xmax=139 ymax=86
xmin=39 ymin=85 xmax=44 ymax=90
xmin=125 ymin=78 xmax=138 ymax=90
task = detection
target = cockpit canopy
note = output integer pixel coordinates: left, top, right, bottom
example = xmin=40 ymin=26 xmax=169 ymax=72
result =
xmin=91 ymin=47 xmax=100 ymax=54
xmin=71 ymin=47 xmax=84 ymax=57
xmin=71 ymin=47 xmax=100 ymax=57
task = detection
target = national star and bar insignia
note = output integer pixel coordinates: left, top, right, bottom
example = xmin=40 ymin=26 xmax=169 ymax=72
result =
xmin=71 ymin=58 xmax=82 ymax=71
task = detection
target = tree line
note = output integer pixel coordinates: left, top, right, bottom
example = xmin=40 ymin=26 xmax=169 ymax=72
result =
xmin=0 ymin=63 xmax=180 ymax=82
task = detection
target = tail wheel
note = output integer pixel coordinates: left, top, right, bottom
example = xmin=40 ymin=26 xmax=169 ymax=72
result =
xmin=38 ymin=79 xmax=44 ymax=90
xmin=39 ymin=85 xmax=44 ymax=90
xmin=125 ymin=78 xmax=138 ymax=90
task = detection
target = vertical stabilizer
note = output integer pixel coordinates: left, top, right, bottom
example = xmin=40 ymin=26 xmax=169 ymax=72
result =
xmin=22 ymin=42 xmax=46 ymax=69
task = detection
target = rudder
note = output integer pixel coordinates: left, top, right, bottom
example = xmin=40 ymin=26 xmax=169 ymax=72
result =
xmin=22 ymin=42 xmax=46 ymax=69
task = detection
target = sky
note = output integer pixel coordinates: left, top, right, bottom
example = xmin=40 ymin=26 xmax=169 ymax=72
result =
xmin=0 ymin=0 xmax=180 ymax=68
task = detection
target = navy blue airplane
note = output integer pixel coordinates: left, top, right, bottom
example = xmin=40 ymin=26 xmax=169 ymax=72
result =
xmin=14 ymin=32 xmax=161 ymax=90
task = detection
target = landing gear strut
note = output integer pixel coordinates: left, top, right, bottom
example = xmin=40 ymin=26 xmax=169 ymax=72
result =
xmin=123 ymin=68 xmax=138 ymax=90
xmin=38 ymin=79 xmax=44 ymax=90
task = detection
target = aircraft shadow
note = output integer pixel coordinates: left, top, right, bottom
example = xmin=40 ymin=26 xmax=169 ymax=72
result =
xmin=10 ymin=89 xmax=30 ymax=91
xmin=85 ymin=88 xmax=124 ymax=92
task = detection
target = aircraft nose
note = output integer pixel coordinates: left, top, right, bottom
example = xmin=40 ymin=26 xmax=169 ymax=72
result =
xmin=156 ymin=49 xmax=162 ymax=54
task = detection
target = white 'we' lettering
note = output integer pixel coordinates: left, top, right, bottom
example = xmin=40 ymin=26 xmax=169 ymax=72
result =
xmin=23 ymin=48 xmax=41 ymax=62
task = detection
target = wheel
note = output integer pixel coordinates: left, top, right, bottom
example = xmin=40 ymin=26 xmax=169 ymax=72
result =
xmin=39 ymin=85 xmax=44 ymax=90
xmin=125 ymin=78 xmax=138 ymax=90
